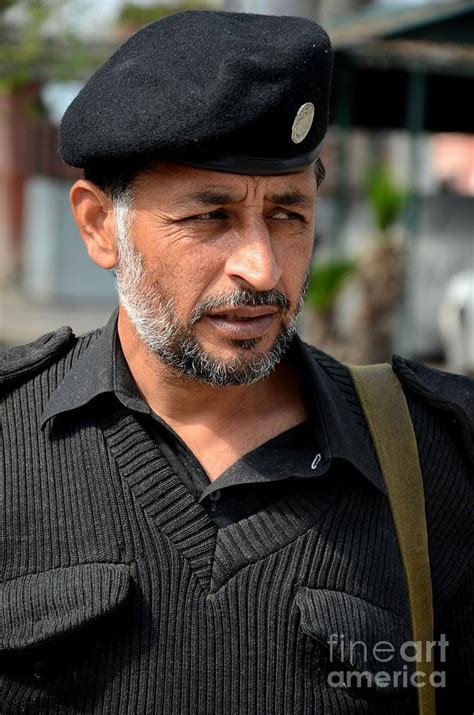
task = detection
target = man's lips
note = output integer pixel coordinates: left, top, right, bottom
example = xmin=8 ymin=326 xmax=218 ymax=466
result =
xmin=203 ymin=306 xmax=279 ymax=339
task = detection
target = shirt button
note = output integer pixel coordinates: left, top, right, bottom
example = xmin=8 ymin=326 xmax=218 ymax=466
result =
xmin=33 ymin=661 xmax=48 ymax=682
xmin=209 ymin=490 xmax=221 ymax=502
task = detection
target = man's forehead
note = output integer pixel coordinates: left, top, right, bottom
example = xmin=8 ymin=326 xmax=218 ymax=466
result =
xmin=136 ymin=162 xmax=317 ymax=205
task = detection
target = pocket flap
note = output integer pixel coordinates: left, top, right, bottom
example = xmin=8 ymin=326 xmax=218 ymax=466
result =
xmin=296 ymin=587 xmax=413 ymax=697
xmin=1 ymin=563 xmax=130 ymax=652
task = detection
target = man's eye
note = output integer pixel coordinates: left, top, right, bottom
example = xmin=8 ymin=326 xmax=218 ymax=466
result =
xmin=190 ymin=209 xmax=227 ymax=221
xmin=270 ymin=209 xmax=304 ymax=221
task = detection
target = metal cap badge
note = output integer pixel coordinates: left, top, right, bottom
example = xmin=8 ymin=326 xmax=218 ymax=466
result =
xmin=291 ymin=102 xmax=315 ymax=144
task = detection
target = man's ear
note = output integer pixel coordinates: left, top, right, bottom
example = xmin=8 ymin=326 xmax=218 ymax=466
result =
xmin=69 ymin=180 xmax=118 ymax=270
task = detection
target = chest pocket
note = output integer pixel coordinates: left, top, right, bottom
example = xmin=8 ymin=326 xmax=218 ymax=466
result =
xmin=0 ymin=563 xmax=130 ymax=710
xmin=0 ymin=562 xmax=130 ymax=652
xmin=295 ymin=587 xmax=418 ymax=706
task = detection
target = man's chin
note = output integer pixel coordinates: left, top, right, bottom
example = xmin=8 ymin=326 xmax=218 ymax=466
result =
xmin=171 ymin=328 xmax=294 ymax=387
xmin=203 ymin=334 xmax=265 ymax=354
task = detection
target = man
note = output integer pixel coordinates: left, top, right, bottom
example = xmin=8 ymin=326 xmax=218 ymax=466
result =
xmin=0 ymin=10 xmax=472 ymax=714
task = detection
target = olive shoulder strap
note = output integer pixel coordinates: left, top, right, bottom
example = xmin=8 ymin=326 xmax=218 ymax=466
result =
xmin=345 ymin=362 xmax=435 ymax=715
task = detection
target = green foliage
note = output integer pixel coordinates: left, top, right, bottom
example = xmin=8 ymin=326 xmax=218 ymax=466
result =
xmin=0 ymin=0 xmax=216 ymax=90
xmin=119 ymin=2 xmax=213 ymax=28
xmin=365 ymin=163 xmax=407 ymax=234
xmin=305 ymin=258 xmax=357 ymax=315
xmin=0 ymin=0 xmax=90 ymax=90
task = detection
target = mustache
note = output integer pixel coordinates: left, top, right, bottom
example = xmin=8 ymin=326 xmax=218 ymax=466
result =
xmin=190 ymin=289 xmax=290 ymax=324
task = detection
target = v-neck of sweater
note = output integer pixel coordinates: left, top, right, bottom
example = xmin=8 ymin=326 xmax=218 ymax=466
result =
xmin=100 ymin=405 xmax=339 ymax=594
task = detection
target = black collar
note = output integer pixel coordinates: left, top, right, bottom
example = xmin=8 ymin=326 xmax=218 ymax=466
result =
xmin=40 ymin=308 xmax=386 ymax=496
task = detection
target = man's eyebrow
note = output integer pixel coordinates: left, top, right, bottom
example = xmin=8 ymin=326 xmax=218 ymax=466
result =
xmin=267 ymin=190 xmax=313 ymax=208
xmin=174 ymin=189 xmax=238 ymax=207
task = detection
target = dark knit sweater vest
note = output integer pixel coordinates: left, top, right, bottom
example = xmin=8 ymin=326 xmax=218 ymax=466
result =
xmin=1 ymin=330 xmax=473 ymax=714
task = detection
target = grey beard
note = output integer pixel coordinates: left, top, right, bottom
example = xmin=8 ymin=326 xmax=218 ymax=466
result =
xmin=113 ymin=203 xmax=309 ymax=387
xmin=147 ymin=320 xmax=297 ymax=387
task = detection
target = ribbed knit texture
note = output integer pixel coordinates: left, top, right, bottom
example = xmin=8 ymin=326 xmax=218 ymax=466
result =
xmin=0 ymin=332 xmax=472 ymax=713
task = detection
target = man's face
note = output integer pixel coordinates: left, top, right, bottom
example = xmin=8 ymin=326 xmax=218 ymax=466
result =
xmin=113 ymin=162 xmax=317 ymax=386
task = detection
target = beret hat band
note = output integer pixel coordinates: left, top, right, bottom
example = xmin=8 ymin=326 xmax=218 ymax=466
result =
xmin=59 ymin=10 xmax=333 ymax=175
xmin=180 ymin=142 xmax=324 ymax=176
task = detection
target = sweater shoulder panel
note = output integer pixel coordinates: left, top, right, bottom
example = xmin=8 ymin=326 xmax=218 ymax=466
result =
xmin=0 ymin=326 xmax=76 ymax=389
xmin=392 ymin=354 xmax=474 ymax=466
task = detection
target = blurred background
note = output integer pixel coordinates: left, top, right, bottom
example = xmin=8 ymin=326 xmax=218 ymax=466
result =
xmin=0 ymin=0 xmax=473 ymax=372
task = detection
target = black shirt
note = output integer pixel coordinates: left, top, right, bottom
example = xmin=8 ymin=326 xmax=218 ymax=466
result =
xmin=41 ymin=309 xmax=386 ymax=527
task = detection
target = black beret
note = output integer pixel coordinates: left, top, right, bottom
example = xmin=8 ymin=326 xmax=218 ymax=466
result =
xmin=59 ymin=10 xmax=333 ymax=175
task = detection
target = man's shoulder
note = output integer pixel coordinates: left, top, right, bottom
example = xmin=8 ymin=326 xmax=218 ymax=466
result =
xmin=303 ymin=340 xmax=473 ymax=419
xmin=391 ymin=353 xmax=473 ymax=410
xmin=391 ymin=354 xmax=473 ymax=455
xmin=0 ymin=325 xmax=99 ymax=392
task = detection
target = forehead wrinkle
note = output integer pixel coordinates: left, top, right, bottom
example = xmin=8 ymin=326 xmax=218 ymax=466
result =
xmin=170 ymin=174 xmax=272 ymax=208
xmin=159 ymin=172 xmax=316 ymax=209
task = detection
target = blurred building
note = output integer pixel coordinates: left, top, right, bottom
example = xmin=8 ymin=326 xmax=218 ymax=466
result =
xmin=223 ymin=0 xmax=370 ymax=24
xmin=324 ymin=0 xmax=474 ymax=358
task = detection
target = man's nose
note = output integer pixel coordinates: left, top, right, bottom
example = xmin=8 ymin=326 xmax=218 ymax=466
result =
xmin=224 ymin=220 xmax=283 ymax=291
